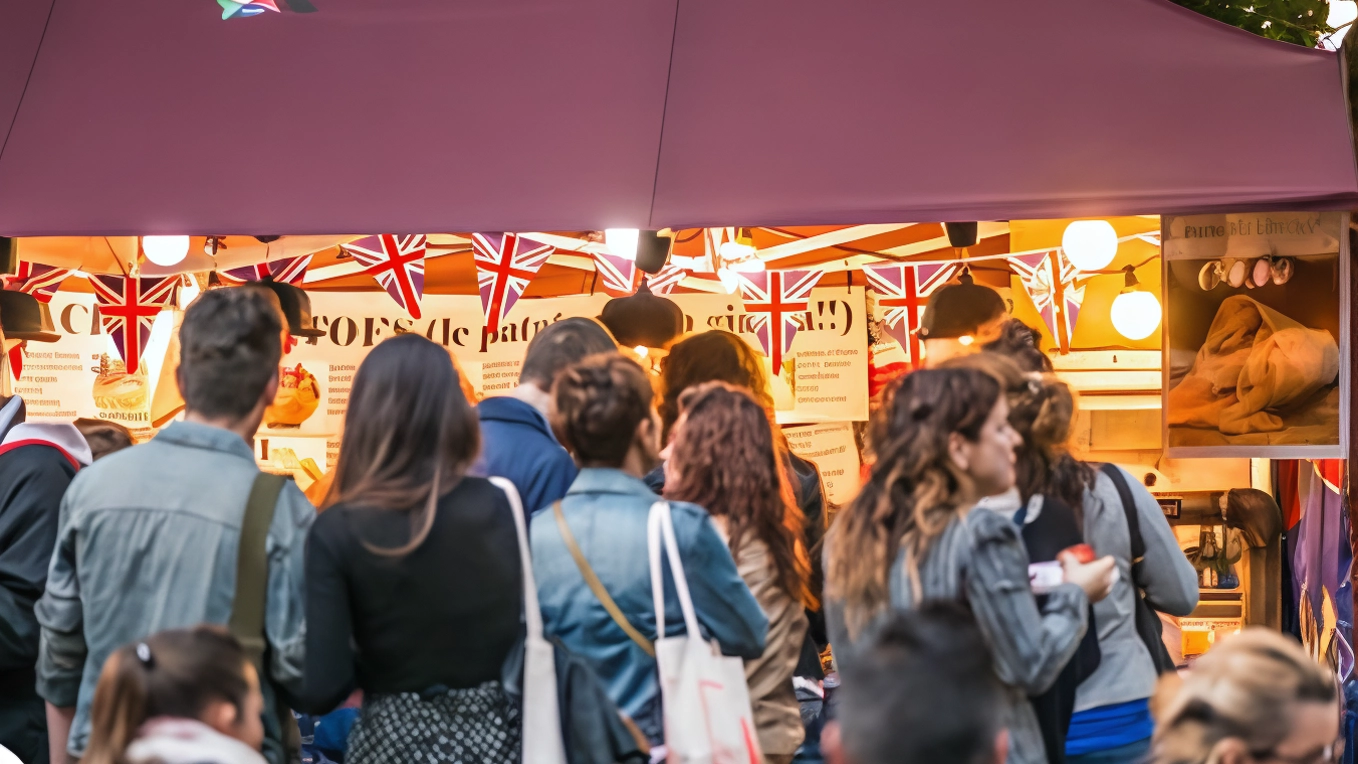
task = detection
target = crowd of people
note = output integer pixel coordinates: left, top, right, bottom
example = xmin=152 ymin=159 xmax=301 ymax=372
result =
xmin=0 ymin=277 xmax=1342 ymax=764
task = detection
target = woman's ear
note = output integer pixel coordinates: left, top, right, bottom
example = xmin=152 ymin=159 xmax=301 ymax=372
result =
xmin=947 ymin=431 xmax=970 ymax=472
xmin=1212 ymin=738 xmax=1249 ymax=764
xmin=200 ymin=698 xmax=241 ymax=739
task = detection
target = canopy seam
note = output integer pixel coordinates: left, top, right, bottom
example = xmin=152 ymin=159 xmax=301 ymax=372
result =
xmin=0 ymin=0 xmax=58 ymax=184
xmin=646 ymin=0 xmax=682 ymax=229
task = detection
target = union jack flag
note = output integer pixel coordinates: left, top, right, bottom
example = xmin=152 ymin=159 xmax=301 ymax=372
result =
xmin=91 ymin=276 xmax=179 ymax=374
xmin=592 ymin=252 xmax=637 ymax=298
xmin=645 ymin=263 xmax=687 ymax=296
xmin=1008 ymin=250 xmax=1085 ymax=352
xmin=3 ymin=261 xmax=71 ymax=303
xmin=472 ymin=233 xmax=553 ymax=332
xmin=738 ymin=269 xmax=825 ymax=370
xmin=863 ymin=262 xmax=962 ymax=368
xmin=346 ymin=235 xmax=427 ymax=319
xmin=219 ymin=255 xmax=313 ymax=286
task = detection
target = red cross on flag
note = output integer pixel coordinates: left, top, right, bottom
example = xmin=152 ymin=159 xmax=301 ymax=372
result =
xmin=472 ymin=233 xmax=554 ymax=332
xmin=91 ymin=276 xmax=180 ymax=374
xmin=1008 ymin=250 xmax=1085 ymax=352
xmin=346 ymin=235 xmax=427 ymax=319
xmin=2 ymin=261 xmax=72 ymax=303
xmin=863 ymin=262 xmax=962 ymax=368
xmin=737 ymin=269 xmax=825 ymax=370
xmin=592 ymin=252 xmax=638 ymax=297
xmin=220 ymin=255 xmax=313 ymax=286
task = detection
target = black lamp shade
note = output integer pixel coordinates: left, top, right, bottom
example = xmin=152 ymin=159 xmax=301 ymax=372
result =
xmin=944 ymin=222 xmax=979 ymax=248
xmin=635 ymin=230 xmax=673 ymax=274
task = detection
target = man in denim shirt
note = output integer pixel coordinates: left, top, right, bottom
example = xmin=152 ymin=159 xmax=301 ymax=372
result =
xmin=35 ymin=288 xmax=314 ymax=764
xmin=531 ymin=354 xmax=767 ymax=746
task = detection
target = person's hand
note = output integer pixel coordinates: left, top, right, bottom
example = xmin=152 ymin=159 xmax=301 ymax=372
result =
xmin=1059 ymin=553 xmax=1116 ymax=602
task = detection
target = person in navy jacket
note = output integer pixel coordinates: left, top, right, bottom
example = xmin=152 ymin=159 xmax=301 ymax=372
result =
xmin=471 ymin=317 xmax=616 ymax=517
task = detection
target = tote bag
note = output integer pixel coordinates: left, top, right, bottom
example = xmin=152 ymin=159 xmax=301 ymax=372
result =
xmin=491 ymin=477 xmax=569 ymax=764
xmin=647 ymin=501 xmax=762 ymax=764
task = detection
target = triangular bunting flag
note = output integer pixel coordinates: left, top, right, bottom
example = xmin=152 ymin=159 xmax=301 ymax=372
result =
xmin=1008 ymin=250 xmax=1085 ymax=352
xmin=863 ymin=261 xmax=962 ymax=368
xmin=220 ymin=254 xmax=313 ymax=286
xmin=90 ymin=276 xmax=180 ymax=374
xmin=3 ymin=261 xmax=72 ymax=303
xmin=592 ymin=252 xmax=638 ymax=297
xmin=471 ymin=233 xmax=554 ymax=332
xmin=645 ymin=263 xmax=687 ymax=296
xmin=345 ymin=235 xmax=427 ymax=319
xmin=737 ymin=269 xmax=825 ymax=370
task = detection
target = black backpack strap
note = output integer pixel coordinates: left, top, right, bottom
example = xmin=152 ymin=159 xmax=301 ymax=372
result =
xmin=1100 ymin=463 xmax=1146 ymax=566
xmin=229 ymin=472 xmax=287 ymax=673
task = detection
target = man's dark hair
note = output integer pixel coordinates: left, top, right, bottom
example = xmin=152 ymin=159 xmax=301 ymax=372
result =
xmin=519 ymin=317 xmax=616 ymax=390
xmin=177 ymin=288 xmax=283 ymax=420
xmin=838 ymin=603 xmax=1005 ymax=764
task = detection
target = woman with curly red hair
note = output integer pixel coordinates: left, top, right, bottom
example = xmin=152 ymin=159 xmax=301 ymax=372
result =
xmin=664 ymin=382 xmax=815 ymax=764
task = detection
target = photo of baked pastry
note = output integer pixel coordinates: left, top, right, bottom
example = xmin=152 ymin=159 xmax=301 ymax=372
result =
xmin=265 ymin=363 xmax=321 ymax=429
xmin=92 ymin=354 xmax=150 ymax=417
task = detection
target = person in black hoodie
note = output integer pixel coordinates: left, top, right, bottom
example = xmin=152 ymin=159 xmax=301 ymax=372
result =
xmin=0 ymin=290 xmax=97 ymax=764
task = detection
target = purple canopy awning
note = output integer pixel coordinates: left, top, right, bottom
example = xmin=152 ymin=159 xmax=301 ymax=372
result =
xmin=0 ymin=0 xmax=1354 ymax=236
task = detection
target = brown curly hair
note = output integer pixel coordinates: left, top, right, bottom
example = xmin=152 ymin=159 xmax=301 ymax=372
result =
xmin=826 ymin=367 xmax=1001 ymax=636
xmin=658 ymin=331 xmax=773 ymax=443
xmin=550 ymin=353 xmax=655 ymax=468
xmin=665 ymin=382 xmax=815 ymax=608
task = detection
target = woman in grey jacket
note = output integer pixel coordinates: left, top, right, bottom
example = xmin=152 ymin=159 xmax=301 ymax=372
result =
xmin=826 ymin=367 xmax=1116 ymax=764
xmin=1064 ymin=467 xmax=1199 ymax=764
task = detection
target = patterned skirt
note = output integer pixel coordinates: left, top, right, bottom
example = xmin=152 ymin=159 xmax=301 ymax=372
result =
xmin=346 ymin=680 xmax=521 ymax=764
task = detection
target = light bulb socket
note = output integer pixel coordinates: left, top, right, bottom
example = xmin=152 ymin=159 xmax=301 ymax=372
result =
xmin=1122 ymin=265 xmax=1140 ymax=290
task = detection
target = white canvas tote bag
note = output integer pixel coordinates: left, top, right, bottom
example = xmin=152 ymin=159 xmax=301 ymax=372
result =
xmin=491 ymin=477 xmax=568 ymax=764
xmin=647 ymin=501 xmax=762 ymax=764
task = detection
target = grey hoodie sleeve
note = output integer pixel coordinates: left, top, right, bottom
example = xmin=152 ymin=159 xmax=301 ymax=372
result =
xmin=1116 ymin=467 xmax=1199 ymax=616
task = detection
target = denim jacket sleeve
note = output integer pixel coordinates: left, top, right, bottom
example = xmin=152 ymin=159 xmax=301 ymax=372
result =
xmin=963 ymin=510 xmax=1088 ymax=695
xmin=34 ymin=488 xmax=88 ymax=708
xmin=674 ymin=505 xmax=768 ymax=659
xmin=265 ymin=482 xmax=315 ymax=703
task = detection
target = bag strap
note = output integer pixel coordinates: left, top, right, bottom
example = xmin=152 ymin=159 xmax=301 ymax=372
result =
xmin=554 ymin=501 xmax=655 ymax=657
xmin=1099 ymin=463 xmax=1146 ymax=566
xmin=492 ymin=478 xmax=545 ymax=640
xmin=229 ymin=472 xmax=287 ymax=674
xmin=648 ymin=501 xmax=703 ymax=640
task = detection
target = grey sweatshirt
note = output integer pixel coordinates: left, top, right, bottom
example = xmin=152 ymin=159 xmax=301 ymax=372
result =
xmin=1074 ymin=466 xmax=1199 ymax=712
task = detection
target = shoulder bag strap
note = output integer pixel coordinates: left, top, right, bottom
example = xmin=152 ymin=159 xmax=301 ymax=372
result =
xmin=229 ymin=472 xmax=287 ymax=674
xmin=553 ymin=501 xmax=655 ymax=657
xmin=1099 ymin=463 xmax=1146 ymax=566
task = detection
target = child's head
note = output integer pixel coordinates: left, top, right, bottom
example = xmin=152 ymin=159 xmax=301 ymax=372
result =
xmin=83 ymin=626 xmax=264 ymax=764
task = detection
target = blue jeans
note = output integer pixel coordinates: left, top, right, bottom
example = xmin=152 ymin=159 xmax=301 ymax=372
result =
xmin=1066 ymin=737 xmax=1152 ymax=764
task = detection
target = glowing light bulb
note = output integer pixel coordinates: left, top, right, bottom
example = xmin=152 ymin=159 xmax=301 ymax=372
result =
xmin=1110 ymin=266 xmax=1162 ymax=340
xmin=605 ymin=229 xmax=639 ymax=261
xmin=141 ymin=235 xmax=190 ymax=267
xmin=633 ymin=345 xmax=649 ymax=358
xmin=1061 ymin=220 xmax=1118 ymax=272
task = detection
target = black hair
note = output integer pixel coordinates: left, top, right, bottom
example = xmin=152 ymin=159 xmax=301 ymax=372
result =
xmin=518 ymin=317 xmax=617 ymax=390
xmin=839 ymin=603 xmax=1005 ymax=764
xmin=177 ymin=288 xmax=283 ymax=420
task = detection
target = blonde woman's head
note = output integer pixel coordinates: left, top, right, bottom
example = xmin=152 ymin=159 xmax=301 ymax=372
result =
xmin=1153 ymin=628 xmax=1339 ymax=764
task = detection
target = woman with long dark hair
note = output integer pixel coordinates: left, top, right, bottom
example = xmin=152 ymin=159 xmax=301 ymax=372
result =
xmin=825 ymin=367 xmax=1116 ymax=764
xmin=665 ymin=382 xmax=814 ymax=764
xmin=297 ymin=334 xmax=523 ymax=763
xmin=82 ymin=627 xmax=266 ymax=764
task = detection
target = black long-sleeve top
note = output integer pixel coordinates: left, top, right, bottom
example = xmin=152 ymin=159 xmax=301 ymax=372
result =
xmin=298 ymin=476 xmax=522 ymax=714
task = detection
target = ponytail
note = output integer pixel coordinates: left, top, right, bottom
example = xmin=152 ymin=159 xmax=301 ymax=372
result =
xmin=82 ymin=627 xmax=253 ymax=764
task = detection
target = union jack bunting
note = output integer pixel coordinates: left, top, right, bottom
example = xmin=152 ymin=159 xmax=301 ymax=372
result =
xmin=592 ymin=252 xmax=637 ymax=298
xmin=220 ymin=255 xmax=313 ymax=286
xmin=472 ymin=233 xmax=553 ymax=332
xmin=345 ymin=235 xmax=427 ymax=319
xmin=645 ymin=263 xmax=687 ymax=296
xmin=863 ymin=261 xmax=962 ymax=368
xmin=91 ymin=276 xmax=180 ymax=374
xmin=1008 ymin=250 xmax=1085 ymax=352
xmin=2 ymin=261 xmax=71 ymax=303
xmin=737 ymin=269 xmax=825 ymax=370
xmin=6 ymin=345 xmax=22 ymax=382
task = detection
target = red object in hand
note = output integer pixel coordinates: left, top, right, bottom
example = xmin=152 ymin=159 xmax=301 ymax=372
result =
xmin=1062 ymin=544 xmax=1096 ymax=564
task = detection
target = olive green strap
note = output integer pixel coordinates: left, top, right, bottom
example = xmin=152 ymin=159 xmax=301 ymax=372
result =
xmin=553 ymin=501 xmax=655 ymax=657
xmin=229 ymin=472 xmax=287 ymax=673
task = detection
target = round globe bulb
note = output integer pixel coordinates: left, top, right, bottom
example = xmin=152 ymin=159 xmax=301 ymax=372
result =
xmin=1110 ymin=289 xmax=1162 ymax=341
xmin=142 ymin=235 xmax=190 ymax=267
xmin=1062 ymin=220 xmax=1119 ymax=272
xmin=604 ymin=229 xmax=639 ymax=261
